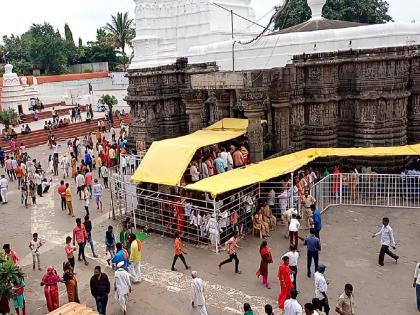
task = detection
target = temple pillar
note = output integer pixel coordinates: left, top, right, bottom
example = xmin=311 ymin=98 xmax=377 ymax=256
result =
xmin=183 ymin=90 xmax=205 ymax=133
xmin=240 ymin=88 xmax=267 ymax=163
xmin=185 ymin=102 xmax=203 ymax=133
xmin=245 ymin=109 xmax=264 ymax=163
xmin=272 ymin=101 xmax=290 ymax=153
xmin=217 ymin=91 xmax=232 ymax=119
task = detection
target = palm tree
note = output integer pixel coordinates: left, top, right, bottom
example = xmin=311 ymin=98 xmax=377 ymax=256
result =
xmin=105 ymin=12 xmax=135 ymax=70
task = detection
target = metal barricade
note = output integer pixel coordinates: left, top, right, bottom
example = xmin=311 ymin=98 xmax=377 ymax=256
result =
xmin=109 ymin=173 xmax=261 ymax=251
xmin=311 ymin=173 xmax=420 ymax=211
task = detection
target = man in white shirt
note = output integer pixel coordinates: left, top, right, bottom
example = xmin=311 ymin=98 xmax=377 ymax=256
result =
xmin=75 ymin=171 xmax=85 ymax=200
xmin=93 ymin=179 xmax=104 ymax=212
xmin=191 ymin=271 xmax=208 ymax=315
xmin=114 ymin=261 xmax=132 ymax=315
xmin=220 ymin=147 xmax=233 ymax=171
xmin=288 ymin=213 xmax=302 ymax=248
xmin=372 ymin=217 xmax=399 ymax=266
xmin=120 ymin=156 xmax=127 ymax=175
xmin=314 ymin=264 xmax=329 ymax=314
xmin=34 ymin=171 xmax=43 ymax=197
xmin=0 ymin=175 xmax=8 ymax=203
xmin=284 ymin=288 xmax=303 ymax=315
xmin=190 ymin=161 xmax=200 ymax=182
xmin=101 ymin=165 xmax=109 ymax=188
xmin=283 ymin=245 xmax=299 ymax=289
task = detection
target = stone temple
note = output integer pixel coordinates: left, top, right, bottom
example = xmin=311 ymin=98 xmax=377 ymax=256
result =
xmin=126 ymin=0 xmax=420 ymax=169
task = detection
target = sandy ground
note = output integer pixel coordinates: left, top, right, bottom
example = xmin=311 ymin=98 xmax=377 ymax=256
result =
xmin=0 ymin=139 xmax=419 ymax=314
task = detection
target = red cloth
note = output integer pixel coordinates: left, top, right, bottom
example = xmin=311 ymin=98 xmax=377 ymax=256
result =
xmin=42 ymin=268 xmax=60 ymax=312
xmin=278 ymin=262 xmax=294 ymax=309
xmin=256 ymin=247 xmax=273 ymax=278
xmin=332 ymin=168 xmax=341 ymax=193
xmin=175 ymin=199 xmax=185 ymax=233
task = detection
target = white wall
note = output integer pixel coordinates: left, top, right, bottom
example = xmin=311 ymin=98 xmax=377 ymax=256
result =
xmin=187 ymin=22 xmax=420 ymax=71
xmin=36 ymin=72 xmax=129 ymax=108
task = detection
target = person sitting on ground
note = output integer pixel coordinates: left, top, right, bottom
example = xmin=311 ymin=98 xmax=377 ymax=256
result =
xmin=25 ymin=125 xmax=31 ymax=134
xmin=42 ymin=178 xmax=52 ymax=194
xmin=21 ymin=125 xmax=26 ymax=135
xmin=254 ymin=208 xmax=270 ymax=238
xmin=43 ymin=121 xmax=48 ymax=130
xmin=261 ymin=201 xmax=277 ymax=231
xmin=58 ymin=119 xmax=64 ymax=128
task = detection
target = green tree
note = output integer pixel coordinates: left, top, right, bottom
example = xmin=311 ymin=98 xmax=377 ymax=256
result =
xmin=275 ymin=0 xmax=392 ymax=30
xmin=64 ymin=23 xmax=74 ymax=45
xmin=0 ymin=253 xmax=25 ymax=307
xmin=100 ymin=94 xmax=118 ymax=112
xmin=27 ymin=23 xmax=68 ymax=74
xmin=0 ymin=108 xmax=18 ymax=128
xmin=1 ymin=34 xmax=32 ymax=75
xmin=105 ymin=12 xmax=135 ymax=70
xmin=78 ymin=37 xmax=83 ymax=48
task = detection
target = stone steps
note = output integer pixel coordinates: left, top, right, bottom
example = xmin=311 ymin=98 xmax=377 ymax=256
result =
xmin=2 ymin=115 xmax=130 ymax=154
xmin=21 ymin=106 xmax=87 ymax=123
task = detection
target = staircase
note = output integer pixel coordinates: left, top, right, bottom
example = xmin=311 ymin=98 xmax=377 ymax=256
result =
xmin=2 ymin=115 xmax=130 ymax=154
xmin=21 ymin=106 xmax=87 ymax=123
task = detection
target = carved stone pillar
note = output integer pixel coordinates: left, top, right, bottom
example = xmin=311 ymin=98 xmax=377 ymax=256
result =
xmin=217 ymin=91 xmax=232 ymax=119
xmin=245 ymin=109 xmax=264 ymax=163
xmin=272 ymin=101 xmax=290 ymax=153
xmin=240 ymin=88 xmax=267 ymax=163
xmin=185 ymin=102 xmax=203 ymax=133
xmin=183 ymin=91 xmax=205 ymax=133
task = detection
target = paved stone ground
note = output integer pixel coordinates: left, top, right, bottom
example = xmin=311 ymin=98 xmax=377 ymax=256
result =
xmin=0 ymin=140 xmax=419 ymax=314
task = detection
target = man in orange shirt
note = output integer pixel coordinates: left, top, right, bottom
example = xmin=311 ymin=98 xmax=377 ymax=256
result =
xmin=171 ymin=232 xmax=190 ymax=271
xmin=15 ymin=163 xmax=25 ymax=190
xmin=57 ymin=180 xmax=67 ymax=212
xmin=232 ymin=147 xmax=244 ymax=169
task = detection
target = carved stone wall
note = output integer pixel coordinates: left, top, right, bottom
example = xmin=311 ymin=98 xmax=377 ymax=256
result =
xmin=127 ymin=46 xmax=420 ymax=170
xmin=126 ymin=58 xmax=217 ymax=147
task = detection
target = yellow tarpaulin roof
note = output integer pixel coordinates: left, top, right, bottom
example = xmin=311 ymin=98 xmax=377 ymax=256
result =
xmin=131 ymin=118 xmax=250 ymax=186
xmin=185 ymin=144 xmax=420 ymax=196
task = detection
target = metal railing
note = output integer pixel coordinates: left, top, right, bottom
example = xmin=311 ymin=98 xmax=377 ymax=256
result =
xmin=311 ymin=173 xmax=420 ymax=211
xmin=110 ymin=166 xmax=420 ymax=251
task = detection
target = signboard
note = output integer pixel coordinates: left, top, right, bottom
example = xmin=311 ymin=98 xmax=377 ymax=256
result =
xmin=191 ymin=72 xmax=248 ymax=90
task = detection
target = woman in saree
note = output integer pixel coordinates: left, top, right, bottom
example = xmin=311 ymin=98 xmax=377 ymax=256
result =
xmin=71 ymin=156 xmax=77 ymax=180
xmin=256 ymin=240 xmax=273 ymax=289
xmin=62 ymin=261 xmax=79 ymax=303
xmin=41 ymin=266 xmax=60 ymax=312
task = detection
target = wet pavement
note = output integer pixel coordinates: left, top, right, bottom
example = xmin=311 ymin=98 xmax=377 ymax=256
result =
xmin=0 ymin=140 xmax=419 ymax=314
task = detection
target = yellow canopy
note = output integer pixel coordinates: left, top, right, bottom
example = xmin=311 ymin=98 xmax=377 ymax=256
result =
xmin=131 ymin=118 xmax=250 ymax=186
xmin=185 ymin=144 xmax=420 ymax=196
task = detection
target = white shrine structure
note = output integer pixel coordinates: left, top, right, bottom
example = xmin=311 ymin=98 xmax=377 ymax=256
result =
xmin=0 ymin=64 xmax=30 ymax=114
xmin=130 ymin=0 xmax=259 ymax=69
xmin=131 ymin=0 xmax=420 ymax=71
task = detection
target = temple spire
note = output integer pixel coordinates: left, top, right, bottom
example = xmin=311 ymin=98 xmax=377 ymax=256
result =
xmin=308 ymin=0 xmax=327 ymax=20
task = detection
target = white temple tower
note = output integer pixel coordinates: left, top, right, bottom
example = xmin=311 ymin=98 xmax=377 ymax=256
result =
xmin=0 ymin=64 xmax=30 ymax=114
xmin=130 ymin=0 xmax=259 ymax=69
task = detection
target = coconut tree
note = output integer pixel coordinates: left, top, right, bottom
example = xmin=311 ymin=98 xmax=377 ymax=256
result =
xmin=105 ymin=12 xmax=135 ymax=70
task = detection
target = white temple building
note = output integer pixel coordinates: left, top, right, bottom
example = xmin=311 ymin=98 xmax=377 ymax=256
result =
xmin=0 ymin=64 xmax=30 ymax=114
xmin=131 ymin=0 xmax=420 ymax=71
xmin=130 ymin=0 xmax=259 ymax=69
